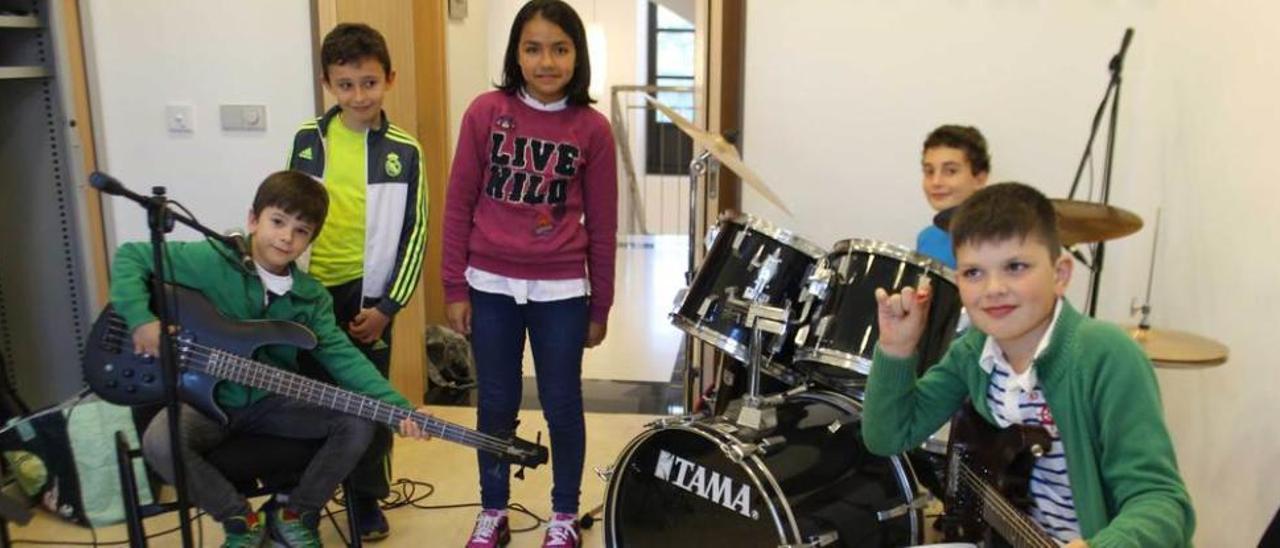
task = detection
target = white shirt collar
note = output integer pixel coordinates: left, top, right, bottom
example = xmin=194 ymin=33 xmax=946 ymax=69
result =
xmin=979 ymin=299 xmax=1064 ymax=392
xmin=254 ymin=261 xmax=294 ymax=303
xmin=518 ymin=88 xmax=568 ymax=112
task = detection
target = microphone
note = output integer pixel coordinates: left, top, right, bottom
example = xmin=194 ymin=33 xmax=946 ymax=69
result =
xmin=223 ymin=229 xmax=255 ymax=272
xmin=89 ymin=171 xmax=128 ymax=197
xmin=1109 ymin=28 xmax=1135 ymax=72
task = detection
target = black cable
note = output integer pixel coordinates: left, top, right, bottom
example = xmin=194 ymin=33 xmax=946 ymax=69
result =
xmin=324 ymin=476 xmax=551 ymax=535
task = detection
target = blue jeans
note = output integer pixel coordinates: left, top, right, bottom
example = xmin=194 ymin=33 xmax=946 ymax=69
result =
xmin=470 ymin=289 xmax=587 ymax=514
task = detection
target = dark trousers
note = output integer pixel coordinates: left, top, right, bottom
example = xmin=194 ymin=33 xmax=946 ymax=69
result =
xmin=470 ymin=289 xmax=588 ymax=514
xmin=299 ymin=277 xmax=395 ymax=501
xmin=141 ymin=397 xmax=373 ymax=521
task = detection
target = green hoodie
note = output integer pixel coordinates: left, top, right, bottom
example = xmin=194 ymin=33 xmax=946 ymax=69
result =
xmin=109 ymin=239 xmax=411 ymax=410
xmin=862 ymin=300 xmax=1194 ymax=547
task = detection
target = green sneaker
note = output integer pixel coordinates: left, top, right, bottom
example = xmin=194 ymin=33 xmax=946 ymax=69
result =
xmin=269 ymin=506 xmax=322 ymax=548
xmin=221 ymin=509 xmax=266 ymax=548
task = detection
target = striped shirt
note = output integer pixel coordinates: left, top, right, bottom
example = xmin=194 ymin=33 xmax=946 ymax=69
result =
xmin=980 ymin=300 xmax=1080 ymax=543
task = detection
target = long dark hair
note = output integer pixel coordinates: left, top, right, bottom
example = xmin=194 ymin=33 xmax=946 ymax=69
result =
xmin=497 ymin=0 xmax=595 ymax=105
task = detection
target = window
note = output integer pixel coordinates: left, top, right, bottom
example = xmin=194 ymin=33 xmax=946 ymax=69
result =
xmin=645 ymin=2 xmax=695 ymax=175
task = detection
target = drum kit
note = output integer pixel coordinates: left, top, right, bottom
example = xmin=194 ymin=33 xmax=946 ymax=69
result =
xmin=592 ymin=104 xmax=1226 ymax=546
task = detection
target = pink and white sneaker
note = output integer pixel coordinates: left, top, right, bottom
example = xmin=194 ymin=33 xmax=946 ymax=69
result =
xmin=541 ymin=513 xmax=580 ymax=547
xmin=466 ymin=509 xmax=510 ymax=548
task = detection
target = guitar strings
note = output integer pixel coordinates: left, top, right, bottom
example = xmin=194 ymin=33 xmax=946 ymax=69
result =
xmin=96 ymin=322 xmax=522 ymax=457
xmin=957 ymin=463 xmax=1056 ymax=547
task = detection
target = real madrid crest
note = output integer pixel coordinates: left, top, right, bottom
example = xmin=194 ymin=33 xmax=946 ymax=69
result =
xmin=385 ymin=152 xmax=402 ymax=177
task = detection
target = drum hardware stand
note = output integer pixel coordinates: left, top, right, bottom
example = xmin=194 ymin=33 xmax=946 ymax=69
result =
xmin=682 ymin=150 xmax=717 ymax=414
xmin=1066 ymin=28 xmax=1135 ymax=317
xmin=720 ymin=296 xmax=791 ymax=431
xmin=1130 ymin=208 xmax=1161 ymax=330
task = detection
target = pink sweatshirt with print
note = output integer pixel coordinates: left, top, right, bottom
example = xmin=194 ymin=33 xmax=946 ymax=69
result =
xmin=442 ymin=90 xmax=618 ymax=324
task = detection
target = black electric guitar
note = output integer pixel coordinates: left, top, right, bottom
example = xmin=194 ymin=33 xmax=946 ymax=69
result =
xmin=940 ymin=402 xmax=1059 ymax=548
xmin=82 ymin=284 xmax=548 ymax=468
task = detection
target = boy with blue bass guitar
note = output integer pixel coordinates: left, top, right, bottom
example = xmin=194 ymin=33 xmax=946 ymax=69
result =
xmin=100 ymin=172 xmax=538 ymax=547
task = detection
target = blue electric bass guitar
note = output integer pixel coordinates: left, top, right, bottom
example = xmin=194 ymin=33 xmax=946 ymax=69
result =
xmin=82 ymin=284 xmax=547 ymax=468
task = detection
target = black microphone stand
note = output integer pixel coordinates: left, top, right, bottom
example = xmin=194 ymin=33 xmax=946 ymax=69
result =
xmin=1067 ymin=28 xmax=1134 ymax=317
xmin=91 ymin=173 xmax=243 ymax=548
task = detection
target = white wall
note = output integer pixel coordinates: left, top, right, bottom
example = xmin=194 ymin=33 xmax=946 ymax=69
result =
xmin=744 ymin=1 xmax=1279 ymax=545
xmin=444 ymin=0 xmax=643 ymax=129
xmin=83 ymin=0 xmax=316 ymax=248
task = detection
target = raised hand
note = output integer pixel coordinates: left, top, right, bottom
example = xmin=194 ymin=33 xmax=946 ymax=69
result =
xmin=874 ymin=276 xmax=933 ymax=358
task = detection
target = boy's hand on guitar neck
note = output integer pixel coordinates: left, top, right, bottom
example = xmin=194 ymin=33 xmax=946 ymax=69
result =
xmin=1064 ymin=540 xmax=1087 ymax=548
xmin=397 ymin=407 xmax=435 ymax=440
xmin=874 ymin=277 xmax=933 ymax=359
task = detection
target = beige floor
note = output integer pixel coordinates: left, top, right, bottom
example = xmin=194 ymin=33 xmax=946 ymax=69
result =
xmin=531 ymin=235 xmax=689 ymax=383
xmin=7 ymin=405 xmax=660 ymax=547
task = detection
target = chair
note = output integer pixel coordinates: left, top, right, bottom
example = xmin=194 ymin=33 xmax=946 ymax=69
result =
xmin=115 ymin=431 xmax=364 ymax=547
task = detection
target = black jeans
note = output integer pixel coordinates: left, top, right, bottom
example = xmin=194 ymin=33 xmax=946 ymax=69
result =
xmin=298 ymin=277 xmax=395 ymax=501
xmin=141 ymin=397 xmax=374 ymax=521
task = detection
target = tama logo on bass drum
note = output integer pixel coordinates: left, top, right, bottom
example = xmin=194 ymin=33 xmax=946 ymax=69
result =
xmin=654 ymin=450 xmax=757 ymax=519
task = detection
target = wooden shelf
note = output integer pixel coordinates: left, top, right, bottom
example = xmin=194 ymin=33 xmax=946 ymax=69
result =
xmin=0 ymin=66 xmax=50 ymax=79
xmin=0 ymin=14 xmax=40 ymax=28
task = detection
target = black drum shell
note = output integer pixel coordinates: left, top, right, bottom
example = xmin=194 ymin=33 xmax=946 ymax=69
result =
xmin=795 ymin=239 xmax=963 ymax=380
xmin=604 ymin=391 xmax=921 ymax=547
xmin=671 ymin=215 xmax=823 ymax=367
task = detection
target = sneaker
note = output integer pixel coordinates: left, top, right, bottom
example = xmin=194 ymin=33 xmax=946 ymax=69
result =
xmin=351 ymin=496 xmax=390 ymax=541
xmin=541 ymin=513 xmax=580 ymax=548
xmin=269 ymin=506 xmax=322 ymax=548
xmin=221 ymin=509 xmax=266 ymax=548
xmin=466 ymin=509 xmax=511 ymax=548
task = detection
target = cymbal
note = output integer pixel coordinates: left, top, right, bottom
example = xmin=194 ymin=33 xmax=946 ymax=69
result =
xmin=644 ymin=95 xmax=792 ymax=215
xmin=1127 ymin=325 xmax=1229 ymax=368
xmin=1051 ymin=199 xmax=1143 ymax=246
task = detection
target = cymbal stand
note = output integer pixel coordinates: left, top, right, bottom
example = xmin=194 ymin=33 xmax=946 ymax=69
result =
xmin=1066 ymin=28 xmax=1134 ymax=317
xmin=682 ymin=150 xmax=715 ymax=413
xmin=1131 ymin=208 xmax=1162 ymax=330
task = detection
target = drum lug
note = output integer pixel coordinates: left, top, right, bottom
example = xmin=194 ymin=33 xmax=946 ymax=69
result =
xmin=593 ymin=465 xmax=614 ymax=482
xmin=778 ymin=530 xmax=839 ymax=548
xmin=731 ymin=229 xmax=747 ymax=253
xmin=876 ymin=493 xmax=933 ymax=522
xmin=802 ymin=263 xmax=833 ymax=302
xmin=744 ymin=248 xmax=782 ymax=301
xmin=673 ymin=287 xmax=688 ymax=308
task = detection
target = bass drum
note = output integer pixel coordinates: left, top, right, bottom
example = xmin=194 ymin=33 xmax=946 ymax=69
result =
xmin=604 ymin=391 xmax=924 ymax=547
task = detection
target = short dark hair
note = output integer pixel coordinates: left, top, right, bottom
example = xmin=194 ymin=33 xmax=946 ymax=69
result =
xmin=498 ymin=0 xmax=595 ymax=105
xmin=321 ymin=23 xmax=392 ymax=80
xmin=924 ymin=125 xmax=991 ymax=175
xmin=950 ymin=182 xmax=1060 ymax=260
xmin=251 ymin=171 xmax=330 ymax=238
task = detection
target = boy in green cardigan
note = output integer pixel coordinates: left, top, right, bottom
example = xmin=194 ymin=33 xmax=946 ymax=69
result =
xmin=863 ymin=182 xmax=1194 ymax=547
xmin=113 ymin=171 xmax=427 ymax=548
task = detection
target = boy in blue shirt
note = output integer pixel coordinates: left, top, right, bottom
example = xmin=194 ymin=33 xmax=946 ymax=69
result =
xmin=917 ymin=125 xmax=990 ymax=267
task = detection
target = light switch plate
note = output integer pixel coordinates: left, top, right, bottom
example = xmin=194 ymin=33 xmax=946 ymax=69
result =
xmin=165 ymin=103 xmax=194 ymax=133
xmin=220 ymin=104 xmax=267 ymax=131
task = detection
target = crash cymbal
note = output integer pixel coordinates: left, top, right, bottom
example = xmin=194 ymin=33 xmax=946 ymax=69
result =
xmin=1051 ymin=199 xmax=1143 ymax=246
xmin=645 ymin=95 xmax=792 ymax=215
xmin=1127 ymin=325 xmax=1229 ymax=368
